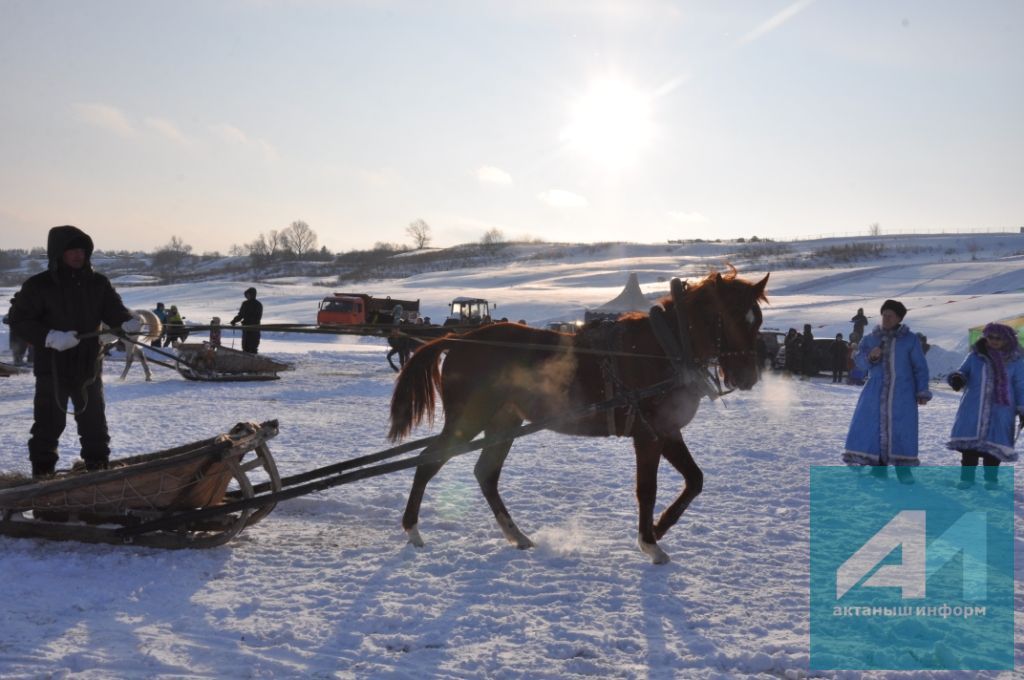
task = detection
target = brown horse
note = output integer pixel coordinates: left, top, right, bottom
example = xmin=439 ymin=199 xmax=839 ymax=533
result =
xmin=388 ymin=270 xmax=769 ymax=563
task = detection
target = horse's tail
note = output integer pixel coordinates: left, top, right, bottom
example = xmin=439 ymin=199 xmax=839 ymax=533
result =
xmin=388 ymin=336 xmax=449 ymax=442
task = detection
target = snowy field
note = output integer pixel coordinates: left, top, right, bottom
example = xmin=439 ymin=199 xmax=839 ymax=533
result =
xmin=1 ymin=234 xmax=1023 ymax=678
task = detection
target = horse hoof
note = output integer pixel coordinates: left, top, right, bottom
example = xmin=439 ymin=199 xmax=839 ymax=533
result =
xmin=638 ymin=535 xmax=671 ymax=564
xmin=497 ymin=515 xmax=533 ymax=549
xmin=406 ymin=525 xmax=425 ymax=548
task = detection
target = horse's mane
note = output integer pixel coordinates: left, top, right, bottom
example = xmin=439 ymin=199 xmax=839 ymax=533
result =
xmin=607 ymin=268 xmax=767 ymax=326
xmin=656 ymin=266 xmax=768 ymax=312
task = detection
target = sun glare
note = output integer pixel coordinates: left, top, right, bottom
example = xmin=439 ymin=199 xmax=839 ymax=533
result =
xmin=562 ymin=77 xmax=654 ymax=168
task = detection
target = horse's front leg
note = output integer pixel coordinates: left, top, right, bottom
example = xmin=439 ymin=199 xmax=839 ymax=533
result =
xmin=476 ymin=413 xmax=530 ymax=548
xmin=633 ymin=435 xmax=670 ymax=564
xmin=654 ymin=432 xmax=703 ymax=541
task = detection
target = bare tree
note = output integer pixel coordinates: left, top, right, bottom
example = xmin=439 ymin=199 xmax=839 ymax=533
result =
xmin=406 ymin=219 xmax=432 ymax=249
xmin=481 ymin=228 xmax=504 ymax=245
xmin=480 ymin=227 xmax=505 ymax=254
xmin=152 ymin=235 xmax=193 ymax=272
xmin=281 ymin=220 xmax=318 ymax=258
xmin=265 ymin=229 xmax=281 ymax=258
xmin=868 ymin=222 xmax=881 ymax=236
xmin=248 ymin=234 xmax=269 ymax=257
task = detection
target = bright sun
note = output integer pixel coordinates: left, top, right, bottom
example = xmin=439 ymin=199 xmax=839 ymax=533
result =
xmin=562 ymin=77 xmax=654 ymax=168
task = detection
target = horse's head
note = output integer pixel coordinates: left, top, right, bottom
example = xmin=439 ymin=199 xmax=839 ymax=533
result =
xmin=670 ymin=269 xmax=769 ymax=391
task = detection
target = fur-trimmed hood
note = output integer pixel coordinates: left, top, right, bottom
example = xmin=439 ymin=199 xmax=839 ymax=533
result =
xmin=47 ymin=225 xmax=94 ymax=273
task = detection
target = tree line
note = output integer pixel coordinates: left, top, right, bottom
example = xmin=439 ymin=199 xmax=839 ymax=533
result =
xmin=0 ymin=218 xmax=515 ymax=274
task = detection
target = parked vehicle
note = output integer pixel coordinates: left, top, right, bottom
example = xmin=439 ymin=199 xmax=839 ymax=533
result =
xmin=759 ymin=329 xmax=786 ymax=369
xmin=773 ymin=337 xmax=836 ymax=375
xmin=445 ymin=297 xmax=494 ymax=326
xmin=546 ymin=320 xmax=583 ymax=334
xmin=317 ymin=293 xmax=419 ymax=327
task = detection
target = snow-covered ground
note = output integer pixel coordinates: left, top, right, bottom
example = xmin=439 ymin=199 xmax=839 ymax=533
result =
xmin=0 ymin=234 xmax=1022 ymax=678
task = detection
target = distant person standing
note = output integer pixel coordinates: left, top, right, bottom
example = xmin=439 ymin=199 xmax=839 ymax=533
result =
xmin=4 ymin=295 xmax=32 ymax=366
xmin=830 ymin=333 xmax=848 ymax=384
xmin=843 ymin=299 xmax=931 ymax=481
xmin=799 ymin=324 xmax=816 ymax=378
xmin=231 ymin=287 xmax=263 ymax=354
xmin=850 ymin=307 xmax=869 ymax=345
xmin=783 ymin=328 xmax=799 ymax=376
xmin=151 ymin=302 xmax=168 ymax=347
xmin=163 ymin=305 xmax=186 ymax=346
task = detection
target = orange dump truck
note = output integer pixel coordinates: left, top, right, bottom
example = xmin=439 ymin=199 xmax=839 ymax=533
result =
xmin=316 ymin=293 xmax=420 ymax=327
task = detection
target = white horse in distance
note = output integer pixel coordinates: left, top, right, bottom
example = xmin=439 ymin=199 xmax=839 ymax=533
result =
xmin=99 ymin=309 xmax=164 ymax=381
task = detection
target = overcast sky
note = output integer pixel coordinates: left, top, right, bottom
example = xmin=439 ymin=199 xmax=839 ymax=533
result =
xmin=1 ymin=0 xmax=1021 ymax=253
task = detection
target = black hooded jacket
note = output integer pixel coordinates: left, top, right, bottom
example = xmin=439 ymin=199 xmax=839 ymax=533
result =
xmin=8 ymin=225 xmax=132 ymax=384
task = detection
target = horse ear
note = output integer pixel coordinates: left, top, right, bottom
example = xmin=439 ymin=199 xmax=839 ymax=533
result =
xmin=714 ymin=272 xmax=723 ymax=285
xmin=753 ymin=273 xmax=769 ymax=297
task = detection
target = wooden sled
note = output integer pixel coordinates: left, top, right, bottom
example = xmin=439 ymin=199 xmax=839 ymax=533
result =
xmin=175 ymin=343 xmax=292 ymax=381
xmin=0 ymin=421 xmax=282 ymax=549
xmin=0 ymin=361 xmax=30 ymax=377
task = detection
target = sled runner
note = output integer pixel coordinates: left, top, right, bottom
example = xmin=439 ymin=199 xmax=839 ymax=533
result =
xmin=0 ymin=421 xmax=281 ymax=549
xmin=174 ymin=343 xmax=292 ymax=381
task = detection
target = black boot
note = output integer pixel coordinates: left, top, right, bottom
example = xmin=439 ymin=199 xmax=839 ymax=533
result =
xmin=983 ymin=465 xmax=1000 ymax=490
xmin=84 ymin=459 xmax=109 ymax=472
xmin=957 ymin=465 xmax=976 ymax=489
xmin=31 ymin=462 xmax=56 ymax=479
xmin=870 ymin=465 xmax=889 ymax=480
xmin=895 ymin=465 xmax=915 ymax=485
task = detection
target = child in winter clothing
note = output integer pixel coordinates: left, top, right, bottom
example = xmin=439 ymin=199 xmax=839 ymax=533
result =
xmin=946 ymin=322 xmax=1024 ymax=489
xmin=209 ymin=317 xmax=222 ymax=347
xmin=843 ymin=299 xmax=931 ymax=481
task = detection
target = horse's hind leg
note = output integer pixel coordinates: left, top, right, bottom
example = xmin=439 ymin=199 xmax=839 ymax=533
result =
xmin=402 ymin=455 xmax=446 ymax=547
xmin=634 ymin=436 xmax=670 ymax=564
xmin=475 ymin=410 xmax=530 ymax=548
xmin=653 ymin=433 xmax=703 ymax=541
xmin=139 ymin=351 xmax=152 ymax=381
xmin=120 ymin=349 xmax=134 ymax=381
xmin=402 ymin=430 xmax=470 ymax=547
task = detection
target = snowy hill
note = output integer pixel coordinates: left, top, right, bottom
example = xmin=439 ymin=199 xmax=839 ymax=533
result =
xmin=0 ymin=233 xmax=1022 ymax=678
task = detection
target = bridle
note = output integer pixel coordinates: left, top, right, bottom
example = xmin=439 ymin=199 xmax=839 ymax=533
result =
xmin=647 ymin=277 xmax=762 ymax=399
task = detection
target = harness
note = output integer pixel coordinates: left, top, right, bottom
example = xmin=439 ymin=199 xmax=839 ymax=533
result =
xmin=581 ymin=277 xmax=731 ymax=437
xmin=577 ymin=322 xmax=646 ymax=437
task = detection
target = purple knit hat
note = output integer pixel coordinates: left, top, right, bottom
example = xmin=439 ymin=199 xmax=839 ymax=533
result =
xmin=982 ymin=323 xmax=1020 ymax=406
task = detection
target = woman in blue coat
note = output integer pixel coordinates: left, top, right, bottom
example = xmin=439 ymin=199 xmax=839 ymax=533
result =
xmin=843 ymin=300 xmax=932 ymax=478
xmin=946 ymin=322 xmax=1024 ymax=488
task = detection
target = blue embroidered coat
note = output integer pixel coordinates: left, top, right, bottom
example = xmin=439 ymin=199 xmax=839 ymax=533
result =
xmin=843 ymin=324 xmax=932 ymax=465
xmin=946 ymin=342 xmax=1024 ymax=462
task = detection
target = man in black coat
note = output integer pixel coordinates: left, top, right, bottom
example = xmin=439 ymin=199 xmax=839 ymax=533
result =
xmin=830 ymin=332 xmax=849 ymax=383
xmin=230 ymin=287 xmax=263 ymax=354
xmin=8 ymin=225 xmax=137 ymax=477
xmin=800 ymin=323 xmax=816 ymax=378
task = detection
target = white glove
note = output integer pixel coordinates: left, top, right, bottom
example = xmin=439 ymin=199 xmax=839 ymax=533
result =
xmin=121 ymin=317 xmax=143 ymax=335
xmin=45 ymin=329 xmax=80 ymax=352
